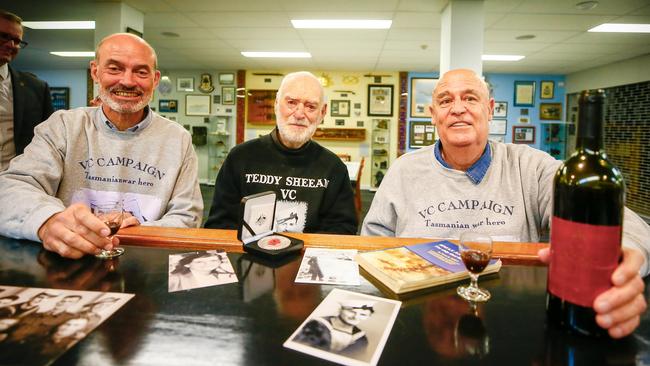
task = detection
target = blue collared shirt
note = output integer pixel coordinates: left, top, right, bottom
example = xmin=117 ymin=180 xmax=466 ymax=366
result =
xmin=99 ymin=105 xmax=152 ymax=133
xmin=434 ymin=140 xmax=492 ymax=185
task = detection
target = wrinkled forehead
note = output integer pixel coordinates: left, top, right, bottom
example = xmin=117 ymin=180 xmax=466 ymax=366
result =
xmin=0 ymin=18 xmax=22 ymax=37
xmin=433 ymin=71 xmax=489 ymax=99
xmin=280 ymin=77 xmax=323 ymax=104
xmin=97 ymin=36 xmax=156 ymax=67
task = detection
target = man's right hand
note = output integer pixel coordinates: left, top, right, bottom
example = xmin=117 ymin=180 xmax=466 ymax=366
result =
xmin=37 ymin=203 xmax=115 ymax=259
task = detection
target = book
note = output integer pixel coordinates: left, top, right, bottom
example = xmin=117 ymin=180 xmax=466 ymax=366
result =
xmin=355 ymin=240 xmax=502 ymax=295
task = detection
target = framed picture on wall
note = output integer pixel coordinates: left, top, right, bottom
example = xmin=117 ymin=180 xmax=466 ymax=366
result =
xmin=512 ymin=126 xmax=535 ymax=144
xmin=540 ymin=80 xmax=555 ymax=99
xmin=493 ymin=101 xmax=508 ymax=118
xmin=177 ymin=77 xmax=194 ymax=92
xmin=330 ymin=100 xmax=350 ymax=117
xmin=489 ymin=119 xmax=507 ymax=135
xmin=50 ymin=87 xmax=70 ymax=111
xmin=222 ymin=87 xmax=235 ymax=105
xmin=409 ymin=121 xmax=436 ymax=149
xmin=410 ymin=78 xmax=437 ymax=118
xmin=514 ymin=81 xmax=535 ymax=107
xmin=540 ymin=103 xmax=562 ymax=120
xmin=185 ymin=94 xmax=211 ymax=116
xmin=247 ymin=90 xmax=277 ymax=124
xmin=219 ymin=73 xmax=235 ymax=85
xmin=367 ymin=85 xmax=393 ymax=116
xmin=159 ymin=99 xmax=178 ymax=113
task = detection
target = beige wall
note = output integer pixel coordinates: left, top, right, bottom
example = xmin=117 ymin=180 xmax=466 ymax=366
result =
xmin=566 ymin=54 xmax=650 ymax=93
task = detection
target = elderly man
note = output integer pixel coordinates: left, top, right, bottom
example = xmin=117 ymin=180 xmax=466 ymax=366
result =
xmin=205 ymin=71 xmax=357 ymax=234
xmin=0 ymin=33 xmax=202 ymax=258
xmin=362 ymin=69 xmax=648 ymax=338
xmin=0 ymin=10 xmax=53 ymax=171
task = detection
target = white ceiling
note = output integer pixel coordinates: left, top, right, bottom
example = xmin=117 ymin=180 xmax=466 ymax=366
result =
xmin=4 ymin=0 xmax=650 ymax=74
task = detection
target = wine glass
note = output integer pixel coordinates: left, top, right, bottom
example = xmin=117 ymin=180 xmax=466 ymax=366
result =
xmin=93 ymin=202 xmax=125 ymax=259
xmin=457 ymin=232 xmax=493 ymax=302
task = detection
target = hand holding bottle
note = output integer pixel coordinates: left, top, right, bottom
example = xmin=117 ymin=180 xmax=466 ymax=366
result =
xmin=539 ymin=246 xmax=647 ymax=338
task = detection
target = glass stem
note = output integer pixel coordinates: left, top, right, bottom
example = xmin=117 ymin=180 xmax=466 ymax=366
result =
xmin=469 ymin=273 xmax=479 ymax=290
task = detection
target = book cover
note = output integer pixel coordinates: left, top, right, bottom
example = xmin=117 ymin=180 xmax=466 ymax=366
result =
xmin=356 ymin=240 xmax=501 ymax=295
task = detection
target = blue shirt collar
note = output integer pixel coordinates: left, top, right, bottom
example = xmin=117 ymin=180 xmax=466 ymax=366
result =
xmin=434 ymin=140 xmax=492 ymax=184
xmin=99 ymin=105 xmax=152 ymax=133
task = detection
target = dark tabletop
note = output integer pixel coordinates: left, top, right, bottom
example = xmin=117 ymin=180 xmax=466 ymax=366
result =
xmin=0 ymin=237 xmax=648 ymax=366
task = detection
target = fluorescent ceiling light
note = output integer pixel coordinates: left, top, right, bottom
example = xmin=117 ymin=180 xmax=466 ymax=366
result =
xmin=23 ymin=21 xmax=95 ymax=29
xmin=51 ymin=51 xmax=95 ymax=57
xmin=291 ymin=19 xmax=392 ymax=29
xmin=588 ymin=23 xmax=650 ymax=33
xmin=241 ymin=51 xmax=311 ymax=58
xmin=482 ymin=54 xmax=525 ymax=61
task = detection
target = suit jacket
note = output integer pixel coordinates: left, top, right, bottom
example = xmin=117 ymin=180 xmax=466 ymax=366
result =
xmin=9 ymin=65 xmax=54 ymax=155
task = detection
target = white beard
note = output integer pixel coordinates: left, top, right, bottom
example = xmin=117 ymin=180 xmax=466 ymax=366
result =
xmin=99 ymin=86 xmax=150 ymax=114
xmin=277 ymin=118 xmax=318 ymax=148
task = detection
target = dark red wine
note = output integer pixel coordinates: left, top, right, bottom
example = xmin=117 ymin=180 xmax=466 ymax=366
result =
xmin=547 ymin=90 xmax=624 ymax=337
xmin=461 ymin=250 xmax=490 ymax=274
xmin=106 ymin=222 xmax=120 ymax=236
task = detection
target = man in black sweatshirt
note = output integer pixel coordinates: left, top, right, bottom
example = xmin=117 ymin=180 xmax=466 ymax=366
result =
xmin=205 ymin=71 xmax=357 ymax=234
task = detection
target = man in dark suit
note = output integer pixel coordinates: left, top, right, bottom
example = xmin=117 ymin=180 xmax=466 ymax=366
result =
xmin=0 ymin=10 xmax=53 ymax=171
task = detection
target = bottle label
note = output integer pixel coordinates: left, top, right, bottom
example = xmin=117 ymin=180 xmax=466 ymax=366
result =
xmin=549 ymin=216 xmax=621 ymax=307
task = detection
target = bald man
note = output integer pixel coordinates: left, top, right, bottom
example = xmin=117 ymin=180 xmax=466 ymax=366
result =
xmin=0 ymin=33 xmax=203 ymax=258
xmin=205 ymin=71 xmax=357 ymax=234
xmin=362 ymin=68 xmax=648 ymax=338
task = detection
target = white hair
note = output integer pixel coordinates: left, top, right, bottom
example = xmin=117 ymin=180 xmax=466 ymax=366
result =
xmin=276 ymin=71 xmax=327 ymax=104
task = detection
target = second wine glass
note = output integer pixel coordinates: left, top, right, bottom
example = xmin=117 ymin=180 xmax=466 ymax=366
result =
xmin=457 ymin=232 xmax=493 ymax=302
xmin=93 ymin=202 xmax=125 ymax=259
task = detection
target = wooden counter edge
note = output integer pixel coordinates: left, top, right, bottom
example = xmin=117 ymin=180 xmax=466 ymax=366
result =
xmin=117 ymin=226 xmax=547 ymax=265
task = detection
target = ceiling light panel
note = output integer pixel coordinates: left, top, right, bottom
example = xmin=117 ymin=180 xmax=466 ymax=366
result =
xmin=23 ymin=21 xmax=95 ymax=29
xmin=482 ymin=55 xmax=525 ymax=61
xmin=291 ymin=19 xmax=392 ymax=29
xmin=241 ymin=51 xmax=311 ymax=58
xmin=588 ymin=23 xmax=650 ymax=33
xmin=50 ymin=51 xmax=95 ymax=57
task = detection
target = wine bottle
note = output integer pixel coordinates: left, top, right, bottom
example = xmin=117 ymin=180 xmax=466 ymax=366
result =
xmin=546 ymin=89 xmax=625 ymax=336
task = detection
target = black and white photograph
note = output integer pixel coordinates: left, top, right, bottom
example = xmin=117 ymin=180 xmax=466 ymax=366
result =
xmin=493 ymin=101 xmax=508 ymax=118
xmin=0 ymin=286 xmax=133 ymax=366
xmin=284 ymin=288 xmax=401 ymax=366
xmin=168 ymin=250 xmax=238 ymax=292
xmin=295 ymin=248 xmax=360 ymax=285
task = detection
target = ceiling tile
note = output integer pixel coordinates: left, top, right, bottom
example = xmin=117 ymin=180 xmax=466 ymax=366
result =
xmin=186 ymin=12 xmax=291 ymax=28
xmin=392 ymin=12 xmax=440 ymax=28
xmin=489 ymin=14 xmax=619 ymax=31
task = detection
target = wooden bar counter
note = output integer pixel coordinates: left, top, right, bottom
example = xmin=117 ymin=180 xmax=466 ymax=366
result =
xmin=0 ymin=230 xmax=647 ymax=366
xmin=117 ymin=226 xmax=547 ymax=265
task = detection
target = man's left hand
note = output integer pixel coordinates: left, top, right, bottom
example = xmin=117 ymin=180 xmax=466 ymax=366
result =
xmin=538 ymin=247 xmax=647 ymax=338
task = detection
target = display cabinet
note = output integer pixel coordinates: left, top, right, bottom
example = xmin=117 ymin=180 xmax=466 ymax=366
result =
xmin=207 ymin=116 xmax=231 ymax=182
xmin=371 ymin=119 xmax=390 ymax=188
xmin=540 ymin=122 xmax=567 ymax=160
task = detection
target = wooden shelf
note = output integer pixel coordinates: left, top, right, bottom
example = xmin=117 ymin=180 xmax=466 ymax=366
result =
xmin=313 ymin=127 xmax=366 ymax=141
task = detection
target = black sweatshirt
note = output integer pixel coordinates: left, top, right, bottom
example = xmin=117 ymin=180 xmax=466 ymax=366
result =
xmin=205 ymin=130 xmax=358 ymax=234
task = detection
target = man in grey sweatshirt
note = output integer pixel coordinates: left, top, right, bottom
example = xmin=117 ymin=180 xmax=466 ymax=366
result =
xmin=362 ymin=69 xmax=647 ymax=338
xmin=0 ymin=33 xmax=202 ymax=258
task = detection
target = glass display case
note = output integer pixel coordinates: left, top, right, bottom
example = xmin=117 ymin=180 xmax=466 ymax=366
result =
xmin=540 ymin=122 xmax=567 ymax=160
xmin=207 ymin=116 xmax=231 ymax=182
xmin=371 ymin=119 xmax=390 ymax=188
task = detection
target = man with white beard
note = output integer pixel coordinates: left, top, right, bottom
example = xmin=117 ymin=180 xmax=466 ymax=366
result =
xmin=0 ymin=33 xmax=203 ymax=259
xmin=205 ymin=71 xmax=357 ymax=234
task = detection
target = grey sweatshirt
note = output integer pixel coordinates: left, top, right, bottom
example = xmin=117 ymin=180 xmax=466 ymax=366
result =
xmin=362 ymin=141 xmax=650 ymax=276
xmin=0 ymin=107 xmax=203 ymax=242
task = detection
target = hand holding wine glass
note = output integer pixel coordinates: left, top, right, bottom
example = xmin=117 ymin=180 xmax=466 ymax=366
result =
xmin=457 ymin=232 xmax=493 ymax=302
xmin=93 ymin=202 xmax=125 ymax=259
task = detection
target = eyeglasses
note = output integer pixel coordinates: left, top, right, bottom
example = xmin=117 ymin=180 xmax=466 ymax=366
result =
xmin=0 ymin=32 xmax=28 ymax=49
